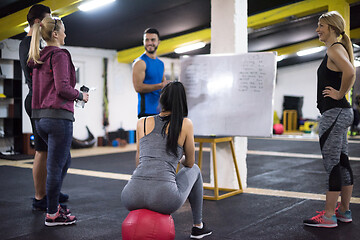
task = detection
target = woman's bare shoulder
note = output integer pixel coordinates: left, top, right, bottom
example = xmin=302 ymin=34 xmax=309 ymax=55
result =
xmin=183 ymin=117 xmax=193 ymax=125
xmin=327 ymin=43 xmax=348 ymax=58
xmin=182 ymin=118 xmax=194 ymax=133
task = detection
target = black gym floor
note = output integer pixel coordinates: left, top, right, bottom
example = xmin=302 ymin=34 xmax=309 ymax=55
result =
xmin=0 ymin=137 xmax=359 ymax=240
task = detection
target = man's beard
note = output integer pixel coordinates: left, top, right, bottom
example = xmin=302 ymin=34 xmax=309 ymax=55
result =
xmin=145 ymin=45 xmax=158 ymax=54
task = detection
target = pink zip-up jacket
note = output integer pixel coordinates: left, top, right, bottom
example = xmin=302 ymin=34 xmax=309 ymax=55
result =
xmin=28 ymin=46 xmax=82 ymax=121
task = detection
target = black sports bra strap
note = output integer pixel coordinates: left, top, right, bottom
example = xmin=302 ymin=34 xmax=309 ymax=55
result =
xmin=330 ymin=42 xmax=346 ymax=48
xmin=144 ymin=117 xmax=147 ymax=135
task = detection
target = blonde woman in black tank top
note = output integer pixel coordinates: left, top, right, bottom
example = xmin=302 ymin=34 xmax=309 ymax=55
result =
xmin=304 ymin=11 xmax=356 ymax=228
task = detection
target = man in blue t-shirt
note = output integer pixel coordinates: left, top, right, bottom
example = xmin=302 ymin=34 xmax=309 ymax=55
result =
xmin=132 ymin=28 xmax=170 ymax=118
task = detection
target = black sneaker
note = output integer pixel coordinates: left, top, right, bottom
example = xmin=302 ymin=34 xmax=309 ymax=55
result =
xmin=32 ymin=195 xmax=70 ymax=211
xmin=45 ymin=205 xmax=76 ymax=227
xmin=59 ymin=192 xmax=69 ymax=203
xmin=32 ymin=196 xmax=47 ymax=211
xmin=190 ymin=222 xmax=212 ymax=239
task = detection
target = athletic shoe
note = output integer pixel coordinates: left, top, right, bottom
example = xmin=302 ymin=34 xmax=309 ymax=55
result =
xmin=190 ymin=222 xmax=212 ymax=239
xmin=336 ymin=208 xmax=352 ymax=223
xmin=59 ymin=204 xmax=71 ymax=216
xmin=45 ymin=205 xmax=76 ymax=226
xmin=335 ymin=202 xmax=340 ymax=211
xmin=32 ymin=195 xmax=70 ymax=212
xmin=303 ymin=211 xmax=338 ymax=228
xmin=59 ymin=192 xmax=69 ymax=203
xmin=32 ymin=196 xmax=47 ymax=211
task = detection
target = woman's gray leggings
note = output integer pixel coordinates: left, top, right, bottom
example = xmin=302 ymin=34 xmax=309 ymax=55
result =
xmin=121 ymin=164 xmax=203 ymax=224
xmin=318 ymin=108 xmax=354 ymax=191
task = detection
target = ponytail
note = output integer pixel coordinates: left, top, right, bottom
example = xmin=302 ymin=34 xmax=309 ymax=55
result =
xmin=340 ymin=32 xmax=355 ymax=67
xmin=160 ymin=82 xmax=188 ymax=157
xmin=27 ymin=16 xmax=62 ymax=64
xmin=28 ymin=22 xmax=42 ymax=64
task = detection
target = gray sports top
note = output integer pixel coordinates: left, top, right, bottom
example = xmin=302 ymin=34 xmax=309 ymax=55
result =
xmin=131 ymin=115 xmax=184 ymax=183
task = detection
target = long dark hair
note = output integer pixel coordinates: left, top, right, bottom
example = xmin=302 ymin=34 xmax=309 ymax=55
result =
xmin=159 ymin=81 xmax=188 ymax=157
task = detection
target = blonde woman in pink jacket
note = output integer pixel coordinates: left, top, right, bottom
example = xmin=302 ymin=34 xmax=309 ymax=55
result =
xmin=28 ymin=16 xmax=89 ymax=226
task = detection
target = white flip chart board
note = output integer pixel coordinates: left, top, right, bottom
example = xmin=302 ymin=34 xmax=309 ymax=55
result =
xmin=180 ymin=52 xmax=276 ymax=137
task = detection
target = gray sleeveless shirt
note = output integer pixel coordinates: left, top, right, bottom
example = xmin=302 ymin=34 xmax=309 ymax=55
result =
xmin=131 ymin=115 xmax=184 ymax=183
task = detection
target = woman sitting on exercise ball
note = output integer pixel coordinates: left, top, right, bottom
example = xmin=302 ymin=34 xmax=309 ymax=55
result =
xmin=121 ymin=81 xmax=212 ymax=239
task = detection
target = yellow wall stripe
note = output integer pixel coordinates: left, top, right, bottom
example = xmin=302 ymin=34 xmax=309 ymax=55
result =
xmin=117 ymin=0 xmax=360 ymax=62
xmin=0 ymin=0 xmax=83 ymax=41
xmin=117 ymin=28 xmax=211 ymax=63
xmin=1 ymin=0 xmax=359 ymax=61
xmin=248 ymin=0 xmax=359 ymax=29
xmin=248 ymin=0 xmax=327 ymax=29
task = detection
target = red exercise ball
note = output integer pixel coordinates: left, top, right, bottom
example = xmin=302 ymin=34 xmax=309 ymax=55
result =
xmin=122 ymin=209 xmax=175 ymax=240
xmin=273 ymin=123 xmax=284 ymax=135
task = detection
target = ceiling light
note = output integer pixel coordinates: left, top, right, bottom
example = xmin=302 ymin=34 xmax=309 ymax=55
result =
xmin=78 ymin=0 xmax=116 ymax=12
xmin=296 ymin=46 xmax=325 ymax=56
xmin=174 ymin=42 xmax=206 ymax=54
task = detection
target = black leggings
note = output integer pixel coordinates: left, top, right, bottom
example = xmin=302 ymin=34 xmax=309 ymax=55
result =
xmin=24 ymin=93 xmax=47 ymax=151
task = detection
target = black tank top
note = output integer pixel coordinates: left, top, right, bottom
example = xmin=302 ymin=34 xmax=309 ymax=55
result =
xmin=317 ymin=42 xmax=351 ymax=114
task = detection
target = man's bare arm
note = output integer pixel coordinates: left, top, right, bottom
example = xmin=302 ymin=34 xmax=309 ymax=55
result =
xmin=132 ymin=60 xmax=163 ymax=93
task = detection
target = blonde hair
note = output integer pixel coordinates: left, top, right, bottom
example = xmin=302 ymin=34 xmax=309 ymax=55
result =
xmin=28 ymin=16 xmax=62 ymax=64
xmin=319 ymin=11 xmax=354 ymax=66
